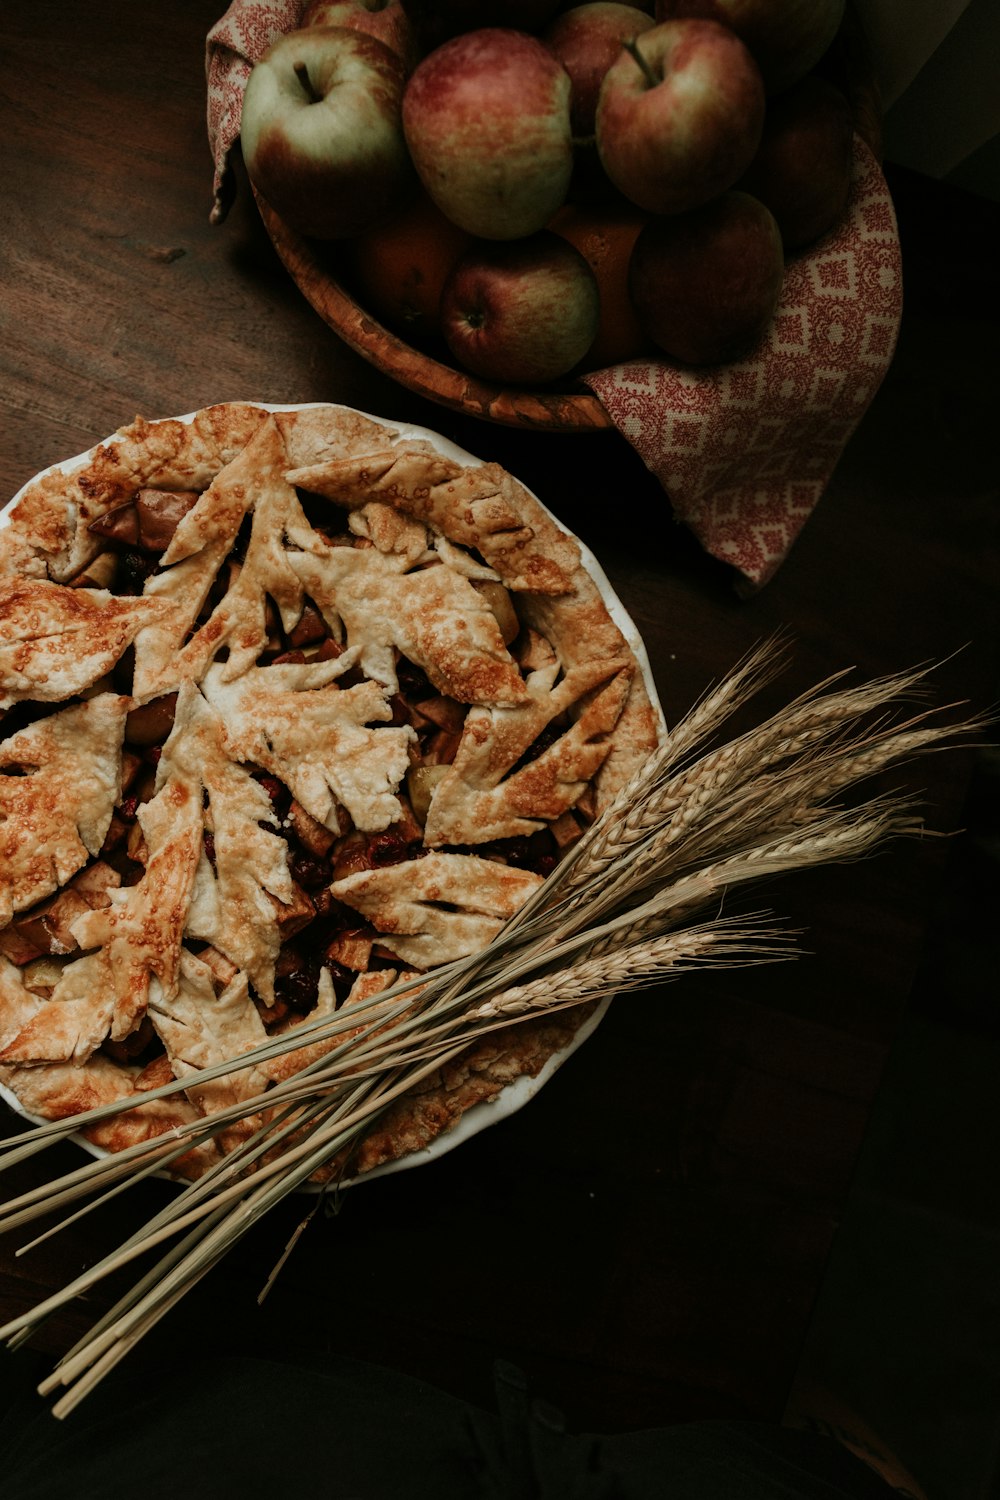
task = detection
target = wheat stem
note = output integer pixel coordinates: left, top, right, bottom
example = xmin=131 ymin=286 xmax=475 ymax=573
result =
xmin=0 ymin=644 xmax=979 ymax=1411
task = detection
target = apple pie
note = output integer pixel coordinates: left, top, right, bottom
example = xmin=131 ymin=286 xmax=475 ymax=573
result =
xmin=0 ymin=403 xmax=659 ymax=1178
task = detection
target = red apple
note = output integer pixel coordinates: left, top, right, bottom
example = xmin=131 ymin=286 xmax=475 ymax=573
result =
xmin=402 ymin=29 xmax=574 ymax=240
xmin=595 ymin=20 xmax=765 ymax=216
xmin=240 ymin=27 xmax=414 ymax=239
xmin=628 ymin=190 xmax=784 ymax=364
xmin=655 ymin=0 xmax=846 ymax=94
xmin=739 ymin=74 xmax=854 ymax=249
xmin=300 ymin=0 xmax=420 ymax=70
xmin=542 ymin=3 xmax=656 ymax=138
xmin=441 ymin=231 xmax=600 ymax=383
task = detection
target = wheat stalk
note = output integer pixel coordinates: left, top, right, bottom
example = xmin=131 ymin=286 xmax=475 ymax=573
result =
xmin=555 ymin=639 xmax=784 ymax=893
xmin=473 ymin=918 xmax=797 ymax=1020
xmin=0 ymin=647 xmax=980 ymax=1412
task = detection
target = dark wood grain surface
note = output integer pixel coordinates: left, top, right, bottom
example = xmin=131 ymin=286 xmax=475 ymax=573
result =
xmin=1 ymin=0 xmax=997 ymax=1433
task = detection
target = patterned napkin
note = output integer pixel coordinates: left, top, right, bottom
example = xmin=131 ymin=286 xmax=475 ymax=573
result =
xmin=583 ymin=139 xmax=903 ymax=585
xmin=205 ymin=2 xmax=902 ymax=587
xmin=206 ymin=0 xmax=304 ymax=221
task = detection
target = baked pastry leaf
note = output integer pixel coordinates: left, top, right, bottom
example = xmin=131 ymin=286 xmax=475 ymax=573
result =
xmin=147 ymin=951 xmax=270 ymax=1116
xmin=0 ymin=951 xmax=114 ymax=1066
xmin=68 ymin=750 xmax=204 ymax=1040
xmin=424 ymin=660 xmax=634 ymax=846
xmin=330 ymin=852 xmax=544 ymax=969
xmin=0 ymin=694 xmax=129 ymax=924
xmin=288 ymin=539 xmax=528 ymax=704
xmin=284 ymin=449 xmax=579 ymax=595
xmin=166 ymin=682 xmax=294 ymax=1003
xmin=0 ymin=578 xmax=170 ymax=708
xmin=200 ymin=664 xmax=415 ymax=835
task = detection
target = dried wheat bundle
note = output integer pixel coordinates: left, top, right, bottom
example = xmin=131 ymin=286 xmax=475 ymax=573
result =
xmin=0 ymin=643 xmax=979 ymax=1415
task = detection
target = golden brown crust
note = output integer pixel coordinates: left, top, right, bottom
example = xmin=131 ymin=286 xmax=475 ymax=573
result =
xmin=288 ymin=538 xmax=530 ymax=705
xmin=347 ymin=1004 xmax=598 ymax=1176
xmin=0 ymin=404 xmax=396 ymax=586
xmin=0 ymin=407 xmax=268 ymax=583
xmin=0 ymin=577 xmax=172 ymax=707
xmin=0 ymin=695 xmax=129 ymax=923
xmin=0 ymin=402 xmax=661 ymax=1180
xmin=330 ymin=853 xmax=544 ymax=969
xmin=285 ymin=447 xmax=581 ymax=596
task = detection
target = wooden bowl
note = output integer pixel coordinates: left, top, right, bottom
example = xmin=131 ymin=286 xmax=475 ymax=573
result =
xmin=254 ymin=192 xmax=614 ymax=435
xmin=252 ymin=8 xmax=878 ymax=437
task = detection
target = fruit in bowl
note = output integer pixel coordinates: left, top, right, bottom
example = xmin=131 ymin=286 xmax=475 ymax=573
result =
xmin=240 ymin=26 xmax=414 ymax=240
xmin=594 ymin=19 xmax=766 ymax=216
xmin=440 ymin=231 xmax=601 ymax=383
xmin=542 ymin=2 xmax=656 ymax=137
xmin=654 ymin=0 xmax=846 ymax=94
xmin=239 ymin=1 xmax=859 ymax=411
xmin=548 ymin=201 xmax=651 ymax=366
xmin=348 ymin=190 xmax=473 ymax=339
xmin=628 ymin=189 xmax=784 ymax=364
xmin=401 ymin=28 xmax=574 ymax=240
xmin=737 ymin=72 xmax=854 ymax=249
xmin=300 ymin=0 xmax=421 ymax=66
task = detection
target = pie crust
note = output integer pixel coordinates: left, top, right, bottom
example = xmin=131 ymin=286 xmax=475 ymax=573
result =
xmin=0 ymin=403 xmax=661 ymax=1180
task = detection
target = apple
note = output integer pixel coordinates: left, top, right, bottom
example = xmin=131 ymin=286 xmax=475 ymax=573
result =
xmin=300 ymin=0 xmax=420 ymax=70
xmin=348 ymin=190 xmax=473 ymax=338
xmin=549 ymin=200 xmax=650 ymax=365
xmin=738 ymin=74 xmax=854 ymax=249
xmin=402 ymin=29 xmax=574 ymax=240
xmin=595 ymin=20 xmax=765 ymax=216
xmin=440 ymin=231 xmax=600 ymax=383
xmin=240 ymin=27 xmax=414 ymax=239
xmin=654 ymin=0 xmax=846 ymax=94
xmin=542 ymin=3 xmax=656 ymax=138
xmin=628 ymin=190 xmax=784 ymax=364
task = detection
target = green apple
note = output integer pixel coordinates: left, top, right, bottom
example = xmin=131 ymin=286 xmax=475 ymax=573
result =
xmin=240 ymin=27 xmax=414 ymax=239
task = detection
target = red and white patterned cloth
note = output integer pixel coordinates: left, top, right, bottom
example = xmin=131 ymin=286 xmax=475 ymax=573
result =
xmin=584 ymin=139 xmax=902 ymax=585
xmin=205 ymin=2 xmax=902 ymax=588
xmin=206 ymin=0 xmax=303 ymax=221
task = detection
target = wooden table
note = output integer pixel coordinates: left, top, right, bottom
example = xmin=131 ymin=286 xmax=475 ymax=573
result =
xmin=1 ymin=0 xmax=997 ymax=1433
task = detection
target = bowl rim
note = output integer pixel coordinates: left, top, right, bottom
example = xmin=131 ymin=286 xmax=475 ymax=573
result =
xmin=254 ymin=190 xmax=615 ymax=435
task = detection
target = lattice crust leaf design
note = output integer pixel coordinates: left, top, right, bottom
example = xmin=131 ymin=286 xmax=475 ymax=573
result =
xmin=146 ymin=950 xmax=270 ymax=1117
xmin=199 ymin=663 xmax=415 ymax=835
xmin=0 ymin=695 xmax=129 ymax=924
xmin=284 ymin=448 xmax=580 ymax=595
xmin=68 ymin=744 xmax=205 ymax=1042
xmin=0 ymin=950 xmax=117 ymax=1068
xmin=0 ymin=579 xmax=172 ymax=709
xmin=287 ymin=523 xmax=528 ymax=704
xmin=166 ymin=681 xmax=295 ymax=1004
xmin=424 ymin=661 xmax=634 ymax=846
xmin=132 ymin=416 xmax=307 ymax=699
xmin=330 ymin=852 xmax=544 ymax=970
xmin=0 ymin=403 xmax=658 ymax=1176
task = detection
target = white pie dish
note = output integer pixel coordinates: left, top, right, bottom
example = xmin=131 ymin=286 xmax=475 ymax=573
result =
xmin=0 ymin=402 xmax=665 ymax=1185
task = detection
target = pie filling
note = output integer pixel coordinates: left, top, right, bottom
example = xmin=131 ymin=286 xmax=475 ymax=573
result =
xmin=0 ymin=404 xmax=658 ymax=1175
